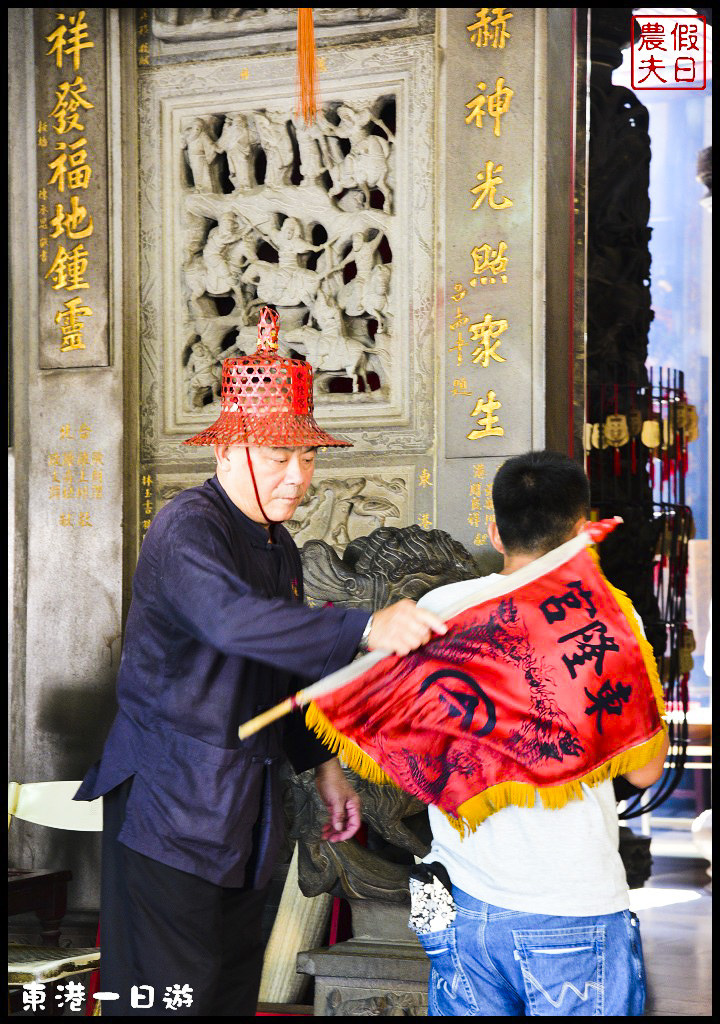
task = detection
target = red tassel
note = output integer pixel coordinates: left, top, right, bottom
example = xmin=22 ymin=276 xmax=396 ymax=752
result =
xmin=296 ymin=8 xmax=317 ymax=125
xmin=613 ymin=447 xmax=621 ymax=477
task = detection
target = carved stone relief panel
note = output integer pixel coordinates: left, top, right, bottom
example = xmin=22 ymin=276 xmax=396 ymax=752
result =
xmin=285 ymin=468 xmax=412 ymax=549
xmin=319 ymin=985 xmax=427 ymax=1017
xmin=153 ymin=466 xmax=414 ymax=548
xmin=137 ymin=40 xmax=435 ymax=466
xmin=153 ymin=8 xmax=415 ymax=43
xmin=146 ymin=9 xmax=434 ymax=62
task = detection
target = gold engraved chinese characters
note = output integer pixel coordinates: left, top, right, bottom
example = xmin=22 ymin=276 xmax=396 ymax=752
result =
xmin=466 ymin=462 xmax=494 ymax=546
xmin=55 ymin=297 xmax=94 ymax=352
xmin=448 ymin=10 xmax=520 ymax=450
xmin=45 ymin=10 xmax=95 ymax=70
xmin=37 ymin=8 xmax=107 ymax=364
xmin=466 ymin=9 xmax=513 ymax=49
xmin=471 ymin=242 xmax=508 ymax=284
xmin=141 ymin=472 xmax=155 ymax=541
xmin=467 ymin=391 xmax=505 ymax=440
xmin=469 ymin=314 xmax=508 ymax=366
xmin=137 ymin=8 xmax=150 ymax=65
xmin=465 ymin=78 xmax=514 ymax=136
xmin=471 ymin=160 xmax=513 ymax=210
xmin=48 ymin=421 xmax=103 ymax=527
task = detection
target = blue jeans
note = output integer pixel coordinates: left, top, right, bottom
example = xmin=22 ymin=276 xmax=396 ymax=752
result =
xmin=418 ymin=887 xmax=646 ymax=1016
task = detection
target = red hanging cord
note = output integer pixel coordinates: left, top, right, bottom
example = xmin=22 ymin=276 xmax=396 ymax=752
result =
xmin=245 ymin=446 xmax=281 ymax=533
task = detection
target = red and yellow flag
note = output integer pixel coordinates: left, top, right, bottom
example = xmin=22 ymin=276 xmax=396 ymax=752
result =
xmin=306 ymin=520 xmax=667 ymax=832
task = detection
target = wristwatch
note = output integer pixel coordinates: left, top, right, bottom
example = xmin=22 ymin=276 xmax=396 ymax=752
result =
xmin=357 ymin=613 xmax=374 ymax=654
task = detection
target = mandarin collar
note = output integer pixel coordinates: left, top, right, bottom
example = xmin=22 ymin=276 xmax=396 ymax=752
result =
xmin=207 ymin=476 xmax=279 ymax=550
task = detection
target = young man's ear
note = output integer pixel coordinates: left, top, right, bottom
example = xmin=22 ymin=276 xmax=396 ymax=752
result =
xmin=570 ymin=515 xmax=588 ymax=538
xmin=487 ymin=520 xmax=505 ymax=555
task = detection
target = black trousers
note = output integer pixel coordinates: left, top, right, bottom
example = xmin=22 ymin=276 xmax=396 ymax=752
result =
xmin=100 ymin=779 xmax=269 ymax=1016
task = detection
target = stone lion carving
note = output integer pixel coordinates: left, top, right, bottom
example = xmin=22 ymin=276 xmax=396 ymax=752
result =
xmin=301 ymin=524 xmax=480 ymax=609
xmin=286 ymin=525 xmax=482 ymax=907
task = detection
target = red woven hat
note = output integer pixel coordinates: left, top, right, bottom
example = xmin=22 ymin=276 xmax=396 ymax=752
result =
xmin=183 ymin=307 xmax=352 ymax=448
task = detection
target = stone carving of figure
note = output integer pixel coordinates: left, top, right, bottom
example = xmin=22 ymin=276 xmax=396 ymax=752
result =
xmin=225 ymin=220 xmax=260 ymax=304
xmin=203 ymin=212 xmax=242 ymax=295
xmin=184 ymin=338 xmax=222 ymax=408
xmin=287 ymin=485 xmax=338 ymax=547
xmin=319 ymin=103 xmax=394 ymax=211
xmin=181 ymin=117 xmax=222 ymax=193
xmin=326 ymin=476 xmax=401 ymax=548
xmin=175 ymin=97 xmax=397 ymax=413
xmin=242 ymin=216 xmax=327 ymax=310
xmin=363 ymin=263 xmax=392 ymax=333
xmin=254 ymin=111 xmax=294 ymax=188
xmin=289 ymin=476 xmax=401 ymax=548
xmin=181 ymin=207 xmax=210 ymax=269
xmin=330 ymin=230 xmax=390 ymax=330
xmin=284 ymin=282 xmax=378 ymax=394
xmin=292 ymin=118 xmax=329 ymax=186
xmin=184 ymin=212 xmax=256 ymax=313
xmin=217 ymin=112 xmax=254 ymax=190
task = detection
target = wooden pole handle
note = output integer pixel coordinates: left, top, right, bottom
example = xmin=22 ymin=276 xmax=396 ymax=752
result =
xmin=237 ymin=697 xmax=296 ymax=740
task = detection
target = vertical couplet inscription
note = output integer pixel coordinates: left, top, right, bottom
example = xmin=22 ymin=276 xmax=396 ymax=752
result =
xmin=443 ymin=9 xmax=537 ymax=550
xmin=35 ymin=8 xmax=109 ymax=368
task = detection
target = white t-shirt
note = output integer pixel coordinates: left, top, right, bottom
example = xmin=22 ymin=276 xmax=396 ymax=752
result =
xmin=418 ymin=574 xmax=630 ymax=917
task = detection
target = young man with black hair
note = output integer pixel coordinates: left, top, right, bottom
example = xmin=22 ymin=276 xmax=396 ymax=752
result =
xmin=415 ymin=450 xmax=668 ymax=1017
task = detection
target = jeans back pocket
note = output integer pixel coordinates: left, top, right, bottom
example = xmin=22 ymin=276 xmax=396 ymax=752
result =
xmin=512 ymin=924 xmax=605 ymax=1016
xmin=419 ymin=927 xmax=480 ymax=1015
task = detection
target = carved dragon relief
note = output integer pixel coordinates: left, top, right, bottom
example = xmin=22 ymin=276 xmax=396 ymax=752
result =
xmin=154 ymin=469 xmax=414 ymax=549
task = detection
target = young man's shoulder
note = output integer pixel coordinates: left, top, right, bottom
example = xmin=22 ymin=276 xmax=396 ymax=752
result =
xmin=417 ymin=573 xmax=502 ymax=614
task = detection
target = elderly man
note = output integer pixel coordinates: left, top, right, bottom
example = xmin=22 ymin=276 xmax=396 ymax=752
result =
xmin=75 ymin=307 xmax=444 ymax=1016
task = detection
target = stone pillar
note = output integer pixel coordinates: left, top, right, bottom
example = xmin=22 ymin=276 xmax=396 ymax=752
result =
xmin=9 ymin=8 xmax=133 ymax=918
xmin=258 ymin=845 xmax=332 ymax=1005
xmin=435 ymin=7 xmax=582 ymax=564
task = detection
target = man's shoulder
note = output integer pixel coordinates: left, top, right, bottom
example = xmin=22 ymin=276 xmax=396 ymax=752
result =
xmin=146 ymin=479 xmax=226 ymax=538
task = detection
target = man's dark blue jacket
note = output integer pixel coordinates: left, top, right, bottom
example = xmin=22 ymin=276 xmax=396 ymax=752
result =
xmin=75 ymin=477 xmax=369 ymax=888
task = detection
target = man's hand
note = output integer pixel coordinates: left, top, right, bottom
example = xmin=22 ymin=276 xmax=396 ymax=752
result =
xmin=367 ymin=599 xmax=447 ymax=656
xmin=314 ymin=757 xmax=362 ymax=843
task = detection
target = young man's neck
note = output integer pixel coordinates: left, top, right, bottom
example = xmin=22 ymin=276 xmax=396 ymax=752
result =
xmin=492 ymin=517 xmax=588 ymax=576
xmin=499 ymin=551 xmax=544 ymax=576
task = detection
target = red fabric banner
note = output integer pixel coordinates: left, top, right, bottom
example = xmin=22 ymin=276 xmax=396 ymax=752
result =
xmin=308 ymin=526 xmax=667 ymax=829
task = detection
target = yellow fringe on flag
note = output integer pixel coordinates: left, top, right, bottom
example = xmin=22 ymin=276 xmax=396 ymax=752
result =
xmin=306 ymin=700 xmax=394 ymax=785
xmin=308 ymin=703 xmax=668 ymax=837
xmin=307 ymin=548 xmax=669 ymax=840
xmin=452 ymin=726 xmax=669 ymax=834
xmin=587 ymin=545 xmax=668 ymax=721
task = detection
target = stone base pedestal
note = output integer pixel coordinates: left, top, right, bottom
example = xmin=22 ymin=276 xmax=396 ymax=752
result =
xmin=296 ymin=938 xmax=430 ymax=1016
